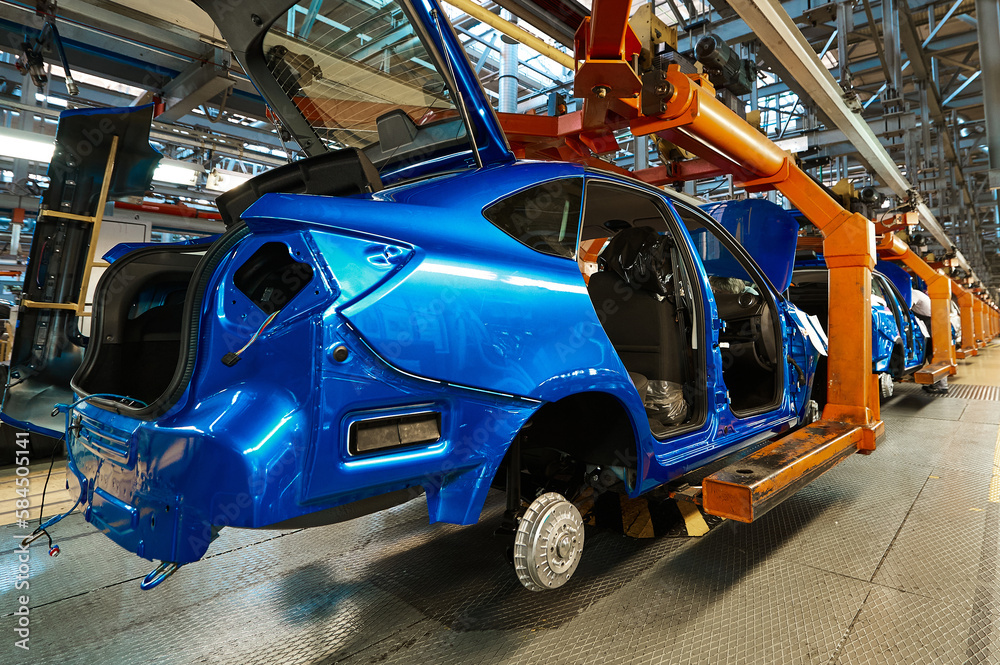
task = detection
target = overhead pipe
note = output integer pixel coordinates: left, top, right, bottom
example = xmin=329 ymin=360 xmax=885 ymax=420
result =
xmin=498 ymin=10 xmax=520 ymax=114
xmin=441 ymin=0 xmax=575 ymax=69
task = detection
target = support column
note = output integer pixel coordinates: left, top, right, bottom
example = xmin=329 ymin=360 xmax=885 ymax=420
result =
xmin=974 ymin=299 xmax=986 ymax=347
xmin=634 ymin=134 xmax=648 ymax=170
xmin=11 ymin=208 xmax=23 ymax=258
xmin=957 ymin=289 xmax=978 ymax=355
xmin=882 ymin=0 xmax=903 ymax=107
xmin=819 ymin=210 xmax=881 ymax=448
xmin=498 ymin=10 xmax=519 ymax=115
xmin=926 ymin=275 xmax=957 ymax=371
xmin=983 ymin=303 xmax=989 ymax=344
xmin=836 ymin=0 xmax=853 ymax=88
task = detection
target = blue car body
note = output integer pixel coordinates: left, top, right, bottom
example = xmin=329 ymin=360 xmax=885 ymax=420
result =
xmin=55 ymin=165 xmax=823 ymax=567
xmin=873 ymin=260 xmax=928 ymax=373
xmin=789 ymin=260 xmax=926 ymax=380
xmin=6 ymin=0 xmax=824 ymax=574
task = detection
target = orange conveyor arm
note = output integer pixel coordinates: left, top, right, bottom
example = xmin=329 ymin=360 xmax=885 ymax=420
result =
xmin=633 ymin=66 xmax=881 ymax=444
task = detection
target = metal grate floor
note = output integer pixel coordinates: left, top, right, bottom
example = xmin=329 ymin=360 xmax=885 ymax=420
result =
xmin=895 ymin=382 xmax=1000 ymax=402
xmin=2 ymin=388 xmax=999 ymax=664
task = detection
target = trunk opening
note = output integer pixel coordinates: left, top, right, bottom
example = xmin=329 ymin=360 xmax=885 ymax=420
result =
xmin=73 ymin=247 xmax=204 ymax=406
xmin=72 ymin=225 xmax=250 ymax=415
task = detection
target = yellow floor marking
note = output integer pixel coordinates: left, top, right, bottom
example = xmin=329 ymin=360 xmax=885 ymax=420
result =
xmin=989 ymin=424 xmax=1000 ymax=503
xmin=620 ymin=494 xmax=655 ymax=538
xmin=970 ymin=508 xmax=984 ymax=512
xmin=929 ymin=475 xmax=939 ymax=479
xmin=677 ymin=500 xmax=710 ymax=537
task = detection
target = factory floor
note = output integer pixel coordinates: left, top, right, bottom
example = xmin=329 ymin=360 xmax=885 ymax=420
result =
xmin=951 ymin=343 xmax=1000 ymax=387
xmin=2 ymin=344 xmax=1000 ymax=665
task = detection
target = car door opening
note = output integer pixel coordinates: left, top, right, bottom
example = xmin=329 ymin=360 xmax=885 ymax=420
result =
xmin=581 ymin=182 xmax=706 ymax=437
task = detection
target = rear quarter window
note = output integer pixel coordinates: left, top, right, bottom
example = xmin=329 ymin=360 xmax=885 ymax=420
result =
xmin=483 ymin=179 xmax=583 ymax=258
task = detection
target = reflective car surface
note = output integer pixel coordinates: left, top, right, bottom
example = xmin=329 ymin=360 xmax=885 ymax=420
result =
xmin=4 ymin=0 xmax=825 ymax=587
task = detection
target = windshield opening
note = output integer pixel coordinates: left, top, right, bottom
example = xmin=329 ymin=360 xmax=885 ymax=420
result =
xmin=262 ymin=0 xmax=473 ymax=176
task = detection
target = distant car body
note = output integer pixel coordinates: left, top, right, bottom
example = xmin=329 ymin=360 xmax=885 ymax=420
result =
xmin=790 ymin=265 xmax=925 ymax=400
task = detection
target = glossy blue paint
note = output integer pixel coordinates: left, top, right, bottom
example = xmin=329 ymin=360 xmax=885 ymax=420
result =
xmin=104 ymin=235 xmax=220 ymax=263
xmin=870 ymin=285 xmax=899 ymax=373
xmin=874 ymin=271 xmax=926 ymax=373
xmin=876 ymin=260 xmax=914 ymax=308
xmin=54 ymin=159 xmax=822 ymax=567
xmin=790 ymin=263 xmax=925 ymax=377
xmin=701 ymin=199 xmax=800 ymax=292
xmin=35 ymin=0 xmax=822 ymax=572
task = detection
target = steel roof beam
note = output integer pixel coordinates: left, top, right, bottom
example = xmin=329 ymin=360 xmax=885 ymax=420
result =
xmin=726 ymin=0 xmax=975 ymax=276
xmin=977 ymin=0 xmax=1000 ymax=189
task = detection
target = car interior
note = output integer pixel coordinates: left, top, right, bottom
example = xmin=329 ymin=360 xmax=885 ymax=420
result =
xmin=579 ymin=182 xmax=702 ymax=437
xmin=579 ymin=184 xmax=783 ymax=427
xmin=672 ymin=201 xmax=782 ymax=415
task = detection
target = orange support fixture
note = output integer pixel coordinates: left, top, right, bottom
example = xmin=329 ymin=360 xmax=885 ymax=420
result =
xmin=634 ymin=65 xmax=881 ymax=449
xmin=876 ymin=233 xmax=956 ymax=382
xmin=974 ymin=299 xmax=986 ymax=348
xmin=952 ymin=282 xmax=978 ymax=358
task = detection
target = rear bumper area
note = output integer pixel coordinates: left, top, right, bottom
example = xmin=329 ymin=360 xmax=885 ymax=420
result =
xmin=64 ymin=386 xmax=317 ymax=564
xmin=65 ymin=371 xmax=537 ymax=564
xmin=68 ymin=417 xmax=245 ymax=564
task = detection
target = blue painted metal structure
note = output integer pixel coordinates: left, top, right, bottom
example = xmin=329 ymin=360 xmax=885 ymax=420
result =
xmin=701 ymin=199 xmax=799 ymax=293
xmin=791 ymin=261 xmax=926 ymax=377
xmin=4 ymin=0 xmax=824 ymax=575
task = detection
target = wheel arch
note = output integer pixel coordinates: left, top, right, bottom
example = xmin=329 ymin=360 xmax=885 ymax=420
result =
xmin=513 ymin=390 xmax=644 ymax=489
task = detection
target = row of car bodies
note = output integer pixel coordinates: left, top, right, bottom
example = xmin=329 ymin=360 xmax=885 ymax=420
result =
xmin=789 ymin=255 xmax=928 ymax=400
xmin=3 ymin=0 xmax=850 ymax=589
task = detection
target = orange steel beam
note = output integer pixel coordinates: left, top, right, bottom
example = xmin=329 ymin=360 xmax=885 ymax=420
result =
xmin=633 ymin=158 xmax=731 ymax=185
xmin=876 ymin=233 xmax=956 ymax=373
xmin=573 ymin=0 xmax=642 ymax=127
xmin=702 ymin=420 xmax=862 ymax=522
xmin=635 ymin=66 xmax=880 ymax=446
xmin=586 ymin=0 xmax=635 ymax=59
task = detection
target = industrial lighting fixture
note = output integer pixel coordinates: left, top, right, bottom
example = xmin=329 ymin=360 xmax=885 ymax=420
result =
xmin=0 ymin=127 xmax=55 ymax=163
xmin=205 ymin=167 xmax=253 ymax=192
xmin=152 ymin=159 xmax=205 ymax=187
